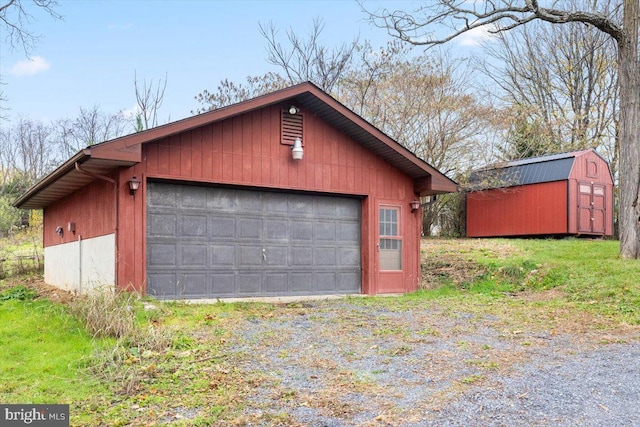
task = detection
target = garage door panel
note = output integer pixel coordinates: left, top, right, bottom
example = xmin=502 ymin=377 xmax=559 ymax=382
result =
xmin=264 ymin=246 xmax=288 ymax=267
xmin=291 ymin=247 xmax=313 ymax=266
xmin=209 ymin=217 xmax=235 ymax=238
xmin=337 ymin=202 xmax=359 ymax=217
xmin=237 ymin=218 xmax=263 ymax=239
xmin=181 ymin=215 xmax=207 ymax=238
xmin=147 ymin=273 xmax=177 ymax=297
xmin=238 ymin=246 xmax=263 ymax=267
xmin=337 ymin=272 xmax=360 ymax=292
xmin=148 ymin=243 xmax=177 ymax=267
xmin=265 ymin=273 xmax=288 ymax=292
xmin=265 ymin=219 xmax=289 ymax=240
xmin=211 ymin=273 xmax=235 ymax=294
xmin=182 ymin=273 xmax=208 ymax=297
xmin=290 ymin=273 xmax=314 ymax=292
xmin=210 ymin=244 xmax=234 ymax=266
xmin=291 ymin=221 xmax=313 ymax=241
xmin=148 ymin=186 xmax=177 ymax=207
xmin=147 ymin=182 xmax=361 ymax=299
xmin=180 ymin=186 xmax=208 ymax=209
xmin=315 ymin=198 xmax=338 ymax=217
xmin=339 ymin=223 xmax=359 ymax=241
xmin=288 ymin=195 xmax=314 ymax=216
xmin=314 ymin=222 xmax=336 ymax=241
xmin=314 ymin=247 xmax=337 ymax=266
xmin=237 ymin=274 xmax=262 ymax=294
xmin=180 ymin=244 xmax=207 ymax=266
xmin=236 ymin=191 xmax=262 ymax=211
xmin=338 ymin=247 xmax=360 ymax=267
xmin=264 ymin=194 xmax=289 ymax=214
xmin=149 ymin=213 xmax=177 ymax=237
xmin=315 ymin=273 xmax=337 ymax=291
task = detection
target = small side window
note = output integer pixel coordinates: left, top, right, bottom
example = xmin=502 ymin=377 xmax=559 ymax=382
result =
xmin=586 ymin=160 xmax=598 ymax=178
xmin=379 ymin=207 xmax=402 ymax=270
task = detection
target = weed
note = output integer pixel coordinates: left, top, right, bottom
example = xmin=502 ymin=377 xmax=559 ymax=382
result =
xmin=460 ymin=374 xmax=484 ymax=384
xmin=0 ymin=285 xmax=37 ymax=301
xmin=68 ymin=289 xmax=138 ymax=339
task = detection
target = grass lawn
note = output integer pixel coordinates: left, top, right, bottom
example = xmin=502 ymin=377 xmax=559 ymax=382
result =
xmin=0 ymin=238 xmax=638 ymax=426
xmin=0 ymin=283 xmax=113 ymax=425
xmin=421 ymin=238 xmax=640 ymax=324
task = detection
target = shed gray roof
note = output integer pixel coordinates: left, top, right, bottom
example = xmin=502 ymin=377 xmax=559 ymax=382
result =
xmin=468 ymin=150 xmax=589 ymax=190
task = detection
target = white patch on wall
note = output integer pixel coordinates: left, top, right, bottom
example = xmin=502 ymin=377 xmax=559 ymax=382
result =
xmin=44 ymin=234 xmax=115 ymax=293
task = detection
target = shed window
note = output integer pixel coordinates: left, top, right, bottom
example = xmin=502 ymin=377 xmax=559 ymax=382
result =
xmin=379 ymin=207 xmax=402 ymax=270
xmin=586 ymin=160 xmax=598 ymax=178
xmin=281 ymin=110 xmax=303 ymax=146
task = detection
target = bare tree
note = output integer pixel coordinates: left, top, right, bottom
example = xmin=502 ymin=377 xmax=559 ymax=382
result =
xmin=55 ymin=105 xmax=129 ymax=157
xmin=0 ymin=0 xmax=61 ymax=54
xmin=367 ymin=0 xmax=640 ymax=258
xmin=260 ymin=17 xmax=358 ymax=92
xmin=0 ymin=126 xmax=18 ymax=193
xmin=479 ymin=10 xmax=618 ymax=173
xmin=2 ymin=117 xmax=56 ymax=185
xmin=134 ymin=71 xmax=167 ymax=130
xmin=339 ymin=45 xmax=498 ymax=234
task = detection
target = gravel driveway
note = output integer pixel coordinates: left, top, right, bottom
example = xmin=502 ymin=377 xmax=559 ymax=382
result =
xmin=223 ymin=298 xmax=640 ymax=426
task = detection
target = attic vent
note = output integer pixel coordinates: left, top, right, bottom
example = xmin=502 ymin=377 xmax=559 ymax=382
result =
xmin=281 ymin=110 xmax=303 ymax=146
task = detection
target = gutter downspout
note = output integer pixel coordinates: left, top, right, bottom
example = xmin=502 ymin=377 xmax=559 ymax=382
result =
xmin=74 ymin=162 xmax=119 ymax=289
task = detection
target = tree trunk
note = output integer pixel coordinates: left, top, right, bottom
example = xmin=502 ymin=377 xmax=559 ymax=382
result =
xmin=618 ymin=0 xmax=640 ymax=258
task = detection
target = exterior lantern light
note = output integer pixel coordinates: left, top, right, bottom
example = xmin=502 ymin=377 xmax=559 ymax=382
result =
xmin=289 ymin=105 xmax=299 ymax=115
xmin=292 ymin=137 xmax=303 ymax=160
xmin=128 ymin=176 xmax=141 ymax=196
xmin=410 ymin=200 xmax=421 ymax=211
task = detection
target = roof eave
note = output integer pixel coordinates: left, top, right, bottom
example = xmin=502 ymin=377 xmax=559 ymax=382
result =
xmin=13 ymin=150 xmax=89 ymax=209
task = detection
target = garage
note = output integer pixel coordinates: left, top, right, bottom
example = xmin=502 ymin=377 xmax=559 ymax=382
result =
xmin=146 ymin=182 xmax=362 ymax=299
xmin=18 ymin=82 xmax=458 ymax=296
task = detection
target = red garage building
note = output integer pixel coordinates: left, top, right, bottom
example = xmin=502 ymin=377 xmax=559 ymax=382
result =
xmin=15 ymin=82 xmax=457 ymax=299
xmin=466 ymin=149 xmax=614 ymax=238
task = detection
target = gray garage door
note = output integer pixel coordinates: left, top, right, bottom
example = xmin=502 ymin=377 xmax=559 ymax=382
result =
xmin=146 ymin=182 xmax=361 ymax=299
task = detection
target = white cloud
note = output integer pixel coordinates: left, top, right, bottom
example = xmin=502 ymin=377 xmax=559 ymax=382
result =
xmin=123 ymin=103 xmax=141 ymax=119
xmin=9 ymin=56 xmax=51 ymax=76
xmin=456 ymin=26 xmax=494 ymax=47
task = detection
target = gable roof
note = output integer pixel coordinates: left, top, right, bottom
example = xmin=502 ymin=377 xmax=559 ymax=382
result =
xmin=14 ymin=82 xmax=457 ymax=209
xmin=468 ymin=149 xmax=601 ymax=190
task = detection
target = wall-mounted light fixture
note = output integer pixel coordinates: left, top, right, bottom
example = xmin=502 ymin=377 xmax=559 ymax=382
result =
xmin=292 ymin=137 xmax=303 ymax=160
xmin=289 ymin=105 xmax=299 ymax=115
xmin=128 ymin=176 xmax=141 ymax=195
xmin=55 ymin=226 xmax=64 ymax=237
xmin=410 ymin=200 xmax=421 ymax=212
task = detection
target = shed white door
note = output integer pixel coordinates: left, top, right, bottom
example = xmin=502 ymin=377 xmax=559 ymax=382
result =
xmin=146 ymin=182 xmax=361 ymax=299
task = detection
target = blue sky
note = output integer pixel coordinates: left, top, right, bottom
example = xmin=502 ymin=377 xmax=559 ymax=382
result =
xmin=1 ymin=0 xmax=486 ymax=125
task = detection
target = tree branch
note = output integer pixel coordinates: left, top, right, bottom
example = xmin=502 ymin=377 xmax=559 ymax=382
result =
xmin=363 ymin=1 xmax=624 ymax=48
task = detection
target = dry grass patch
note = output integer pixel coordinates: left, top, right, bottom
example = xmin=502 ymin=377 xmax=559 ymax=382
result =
xmin=420 ymin=238 xmax=522 ymax=289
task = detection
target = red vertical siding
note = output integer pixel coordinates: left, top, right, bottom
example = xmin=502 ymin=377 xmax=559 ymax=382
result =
xmin=43 ymin=178 xmax=115 ymax=247
xmin=115 ymin=103 xmax=420 ymax=294
xmin=467 ymin=181 xmax=569 ymax=237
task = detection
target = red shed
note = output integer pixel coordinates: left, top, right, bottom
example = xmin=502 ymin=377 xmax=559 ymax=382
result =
xmin=14 ymin=82 xmax=457 ymax=299
xmin=466 ymin=149 xmax=614 ymax=238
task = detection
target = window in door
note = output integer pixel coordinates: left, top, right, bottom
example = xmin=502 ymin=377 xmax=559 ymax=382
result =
xmin=379 ymin=207 xmax=402 ymax=270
